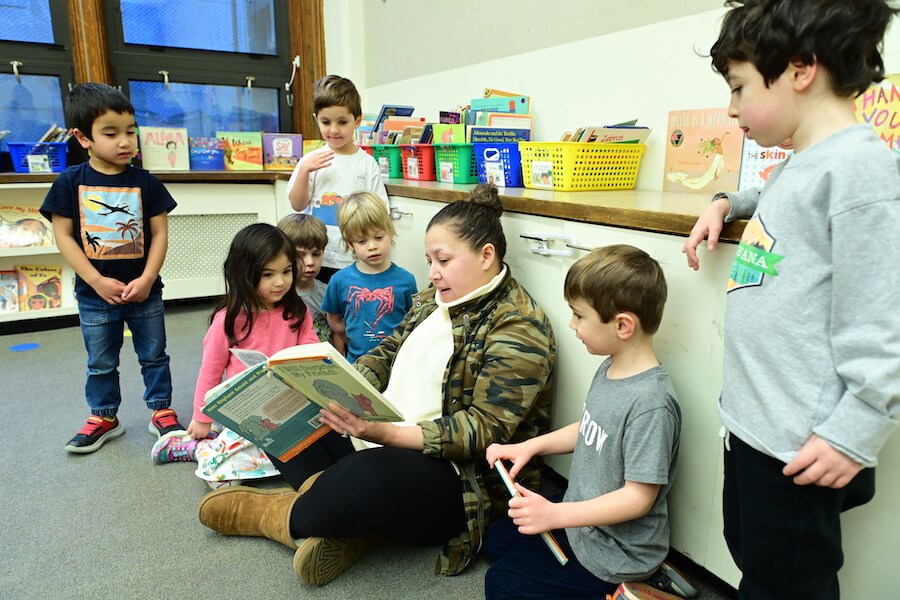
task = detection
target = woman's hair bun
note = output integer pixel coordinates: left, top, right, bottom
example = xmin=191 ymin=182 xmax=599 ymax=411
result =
xmin=467 ymin=183 xmax=503 ymax=218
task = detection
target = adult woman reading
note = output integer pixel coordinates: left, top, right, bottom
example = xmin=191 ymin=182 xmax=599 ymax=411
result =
xmin=197 ymin=184 xmax=556 ymax=585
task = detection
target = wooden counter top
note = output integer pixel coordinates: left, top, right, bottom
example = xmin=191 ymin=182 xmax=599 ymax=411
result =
xmin=384 ymin=180 xmax=747 ymax=243
xmin=0 ymin=172 xmax=746 ymax=242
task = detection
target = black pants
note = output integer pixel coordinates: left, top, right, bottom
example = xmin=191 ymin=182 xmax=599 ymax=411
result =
xmin=267 ymin=429 xmax=355 ymax=490
xmin=724 ymin=434 xmax=875 ymax=599
xmin=287 ymin=446 xmax=467 ymax=544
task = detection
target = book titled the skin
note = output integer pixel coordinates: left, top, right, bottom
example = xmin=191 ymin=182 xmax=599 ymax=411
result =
xmin=202 ymin=342 xmax=402 ymax=461
xmin=663 ymin=108 xmax=743 ymax=194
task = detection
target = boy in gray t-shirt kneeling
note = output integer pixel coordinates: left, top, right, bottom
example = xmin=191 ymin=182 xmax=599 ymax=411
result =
xmin=485 ymin=245 xmax=682 ymax=599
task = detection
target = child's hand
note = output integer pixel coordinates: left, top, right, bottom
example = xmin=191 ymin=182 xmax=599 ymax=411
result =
xmin=783 ymin=434 xmax=863 ymax=489
xmin=93 ymin=276 xmax=127 ymax=305
xmin=187 ymin=420 xmax=212 ymax=440
xmin=121 ymin=274 xmax=153 ymax=303
xmin=486 ymin=442 xmax=533 ymax=479
xmin=303 ymin=149 xmax=335 ymax=174
xmin=682 ymin=197 xmax=731 ymax=270
xmin=508 ymin=483 xmax=557 ymax=535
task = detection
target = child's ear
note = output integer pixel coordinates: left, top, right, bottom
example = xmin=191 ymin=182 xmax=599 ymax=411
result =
xmin=354 ymin=114 xmax=362 ymax=128
xmin=72 ymin=128 xmax=92 ymax=149
xmin=788 ymin=58 xmax=818 ymax=92
xmin=615 ymin=312 xmax=637 ymax=340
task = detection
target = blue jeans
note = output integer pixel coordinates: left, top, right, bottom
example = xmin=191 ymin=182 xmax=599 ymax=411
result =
xmin=77 ymin=289 xmax=172 ymax=416
xmin=484 ymin=504 xmax=618 ymax=600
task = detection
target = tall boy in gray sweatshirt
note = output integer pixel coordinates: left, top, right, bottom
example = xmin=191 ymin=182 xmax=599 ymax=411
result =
xmin=682 ymin=1 xmax=899 ymax=598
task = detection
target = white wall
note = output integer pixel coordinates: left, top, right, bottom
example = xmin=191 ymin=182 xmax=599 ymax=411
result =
xmin=326 ymin=6 xmax=900 ymax=192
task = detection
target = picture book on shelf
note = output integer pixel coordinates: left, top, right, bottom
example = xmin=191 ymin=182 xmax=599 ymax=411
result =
xmin=471 ymin=95 xmax=530 ymax=115
xmin=439 ymin=110 xmax=463 ymax=124
xmin=0 ymin=270 xmax=18 ymax=313
xmin=0 ymin=205 xmax=54 ymax=248
xmin=432 ymin=124 xmax=465 ymax=144
xmin=202 ymin=341 xmax=403 ymax=461
xmin=738 ymin=138 xmax=793 ymax=191
xmin=216 ymin=131 xmax=264 ymax=171
xmin=574 ymin=125 xmax=651 ymax=144
xmin=485 ymin=112 xmax=533 ymax=131
xmin=854 ymin=73 xmax=899 ymax=153
xmin=663 ymin=108 xmax=744 ymax=194
xmin=483 ymin=88 xmax=531 ymax=113
xmin=188 ymin=137 xmax=226 ymax=170
xmin=369 ymin=104 xmax=415 ymax=143
xmin=138 ymin=126 xmax=189 ymax=171
xmin=15 ymin=263 xmax=62 ymax=311
xmin=262 ymin=133 xmax=303 ymax=171
xmin=467 ymin=126 xmax=531 ymax=144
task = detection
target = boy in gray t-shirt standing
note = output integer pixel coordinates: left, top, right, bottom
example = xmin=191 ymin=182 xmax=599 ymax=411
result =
xmin=484 ymin=245 xmax=682 ymax=600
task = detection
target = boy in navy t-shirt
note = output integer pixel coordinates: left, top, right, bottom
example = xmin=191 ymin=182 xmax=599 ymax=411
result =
xmin=41 ymin=83 xmax=184 ymax=454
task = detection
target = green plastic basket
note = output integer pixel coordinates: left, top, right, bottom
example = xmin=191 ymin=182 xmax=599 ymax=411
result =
xmin=433 ymin=143 xmax=479 ymax=184
xmin=370 ymin=144 xmax=403 ymax=179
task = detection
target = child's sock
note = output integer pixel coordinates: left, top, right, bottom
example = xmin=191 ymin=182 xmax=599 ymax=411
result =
xmin=151 ymin=432 xmax=202 ymax=464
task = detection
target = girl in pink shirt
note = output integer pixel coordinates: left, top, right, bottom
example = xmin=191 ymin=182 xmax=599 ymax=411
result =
xmin=151 ymin=224 xmax=330 ymax=487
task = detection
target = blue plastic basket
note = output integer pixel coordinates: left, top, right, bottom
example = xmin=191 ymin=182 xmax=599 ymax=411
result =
xmin=474 ymin=142 xmax=523 ymax=187
xmin=8 ymin=142 xmax=68 ymax=173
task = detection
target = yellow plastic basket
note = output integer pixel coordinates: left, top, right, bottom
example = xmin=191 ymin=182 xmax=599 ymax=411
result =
xmin=519 ymin=142 xmax=646 ymax=191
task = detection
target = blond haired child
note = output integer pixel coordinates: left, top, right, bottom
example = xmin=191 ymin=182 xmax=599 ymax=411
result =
xmin=286 ymin=75 xmax=388 ymax=281
xmin=485 ymin=245 xmax=682 ymax=600
xmin=321 ymin=191 xmax=416 ymax=363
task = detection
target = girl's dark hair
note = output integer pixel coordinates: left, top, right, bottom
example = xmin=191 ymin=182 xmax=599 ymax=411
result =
xmin=710 ymin=0 xmax=898 ymax=97
xmin=212 ymin=223 xmax=307 ymax=346
xmin=426 ymin=183 xmax=506 ymax=261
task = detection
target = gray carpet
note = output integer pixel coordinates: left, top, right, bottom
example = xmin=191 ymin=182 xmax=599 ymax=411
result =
xmin=0 ymin=300 xmax=735 ymax=600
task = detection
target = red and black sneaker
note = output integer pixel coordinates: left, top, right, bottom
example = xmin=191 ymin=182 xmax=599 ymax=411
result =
xmin=148 ymin=408 xmax=186 ymax=438
xmin=65 ymin=415 xmax=125 ymax=454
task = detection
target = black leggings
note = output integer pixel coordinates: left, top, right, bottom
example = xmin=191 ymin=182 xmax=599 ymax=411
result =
xmin=287 ymin=446 xmax=467 ymax=544
xmin=267 ymin=430 xmax=355 ymax=489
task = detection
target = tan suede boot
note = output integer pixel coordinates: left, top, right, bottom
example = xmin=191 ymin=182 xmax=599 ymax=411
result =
xmin=293 ymin=535 xmax=382 ymax=586
xmin=197 ymin=486 xmax=299 ymax=549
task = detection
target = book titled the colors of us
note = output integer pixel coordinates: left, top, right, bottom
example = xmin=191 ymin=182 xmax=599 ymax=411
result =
xmin=202 ymin=341 xmax=402 ymax=461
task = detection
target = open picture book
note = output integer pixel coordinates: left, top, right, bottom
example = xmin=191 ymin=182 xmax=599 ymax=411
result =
xmin=202 ymin=342 xmax=403 ymax=461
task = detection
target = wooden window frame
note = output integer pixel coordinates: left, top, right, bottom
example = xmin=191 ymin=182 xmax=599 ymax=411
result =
xmin=65 ymin=0 xmax=325 ymax=140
